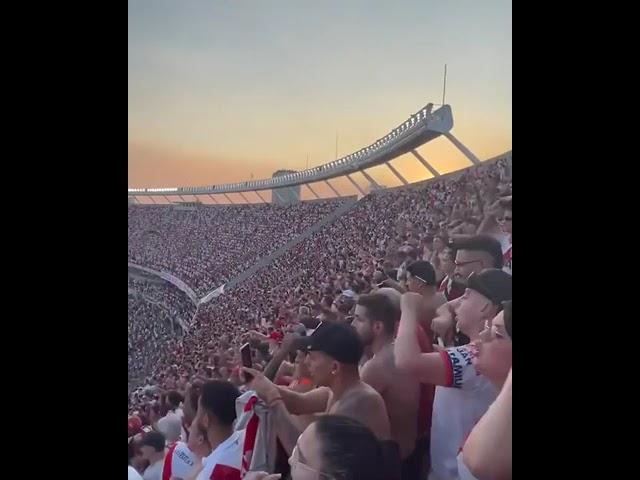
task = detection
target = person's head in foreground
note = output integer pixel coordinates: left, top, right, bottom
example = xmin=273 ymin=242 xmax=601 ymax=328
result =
xmin=452 ymin=235 xmax=503 ymax=281
xmin=138 ymin=430 xmax=166 ymax=464
xmin=352 ymin=293 xmax=399 ymax=348
xmin=289 ymin=415 xmax=388 ymax=480
xmin=475 ymin=300 xmax=512 ymax=387
xmin=405 ymin=260 xmax=437 ymax=296
xmin=456 ymin=269 xmax=512 ymax=340
xmin=193 ymin=380 xmax=240 ymax=445
xmin=305 ymin=322 xmax=363 ymax=388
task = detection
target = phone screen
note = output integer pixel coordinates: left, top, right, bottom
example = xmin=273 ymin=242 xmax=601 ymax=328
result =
xmin=241 ymin=343 xmax=252 ymax=368
xmin=240 ymin=343 xmax=253 ymax=382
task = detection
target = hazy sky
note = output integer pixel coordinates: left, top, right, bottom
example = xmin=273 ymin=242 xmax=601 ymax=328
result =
xmin=128 ymin=0 xmax=511 ymax=202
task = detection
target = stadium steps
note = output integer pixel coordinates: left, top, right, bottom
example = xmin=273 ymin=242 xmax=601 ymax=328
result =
xmin=202 ymin=197 xmax=360 ymax=299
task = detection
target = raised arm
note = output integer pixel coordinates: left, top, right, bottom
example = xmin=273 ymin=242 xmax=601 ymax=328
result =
xmin=243 ymin=367 xmax=330 ymax=415
xmin=394 ymin=293 xmax=449 ymax=386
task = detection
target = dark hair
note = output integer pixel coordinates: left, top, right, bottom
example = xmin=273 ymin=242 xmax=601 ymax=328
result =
xmin=357 ymin=294 xmax=399 ymax=336
xmin=199 ymin=380 xmax=240 ymax=427
xmin=453 ymin=234 xmax=504 ymax=269
xmin=503 ymin=300 xmax=512 ymax=340
xmin=315 ymin=415 xmax=388 ymax=480
xmin=500 ymin=198 xmax=512 ymax=211
xmin=298 ymin=315 xmax=318 ymax=329
xmin=139 ymin=431 xmax=165 ymax=452
xmin=166 ymin=391 xmax=183 ymax=409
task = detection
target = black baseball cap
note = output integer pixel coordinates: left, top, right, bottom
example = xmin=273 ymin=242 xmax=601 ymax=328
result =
xmin=138 ymin=431 xmax=165 ymax=452
xmin=467 ymin=269 xmax=512 ymax=306
xmin=305 ymin=322 xmax=363 ymax=366
xmin=406 ymin=261 xmax=436 ymax=285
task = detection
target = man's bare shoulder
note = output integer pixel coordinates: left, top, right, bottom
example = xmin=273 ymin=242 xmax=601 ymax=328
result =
xmin=343 ymin=381 xmax=386 ymax=408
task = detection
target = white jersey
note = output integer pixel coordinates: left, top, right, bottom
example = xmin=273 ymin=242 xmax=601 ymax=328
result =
xmin=162 ymin=441 xmax=198 ymax=480
xmin=128 ymin=466 xmax=144 ymax=480
xmin=196 ymin=430 xmax=244 ymax=480
xmin=430 ymin=344 xmax=498 ymax=480
xmin=142 ymin=459 xmax=163 ymax=480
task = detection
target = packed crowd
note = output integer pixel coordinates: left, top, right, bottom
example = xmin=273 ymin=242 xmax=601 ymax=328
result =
xmin=128 ymin=200 xmax=346 ymax=296
xmin=128 ymin=157 xmax=512 ymax=480
xmin=128 ymin=278 xmax=196 ymax=392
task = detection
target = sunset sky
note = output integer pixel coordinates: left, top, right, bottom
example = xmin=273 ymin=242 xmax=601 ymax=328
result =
xmin=128 ymin=0 xmax=511 ymax=203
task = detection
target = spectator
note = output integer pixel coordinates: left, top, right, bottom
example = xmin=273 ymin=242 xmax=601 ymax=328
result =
xmin=139 ymin=431 xmax=166 ymax=480
xmin=477 ymin=197 xmax=512 ymax=274
xmin=432 ymin=235 xmax=504 ymax=346
xmin=394 ymin=269 xmax=512 ymax=480
xmin=437 ymin=246 xmax=466 ymax=302
xmin=352 ymin=293 xmax=421 ymax=473
xmin=243 ymin=322 xmax=390 ymax=453
xmin=460 ymin=300 xmax=512 ymax=480
xmin=192 ymin=380 xmax=243 ymax=480
xmin=247 ymin=415 xmax=394 ymax=480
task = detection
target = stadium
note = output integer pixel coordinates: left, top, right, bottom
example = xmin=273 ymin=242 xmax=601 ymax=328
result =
xmin=128 ymin=3 xmax=511 ymax=480
xmin=128 ymin=101 xmax=511 ymax=479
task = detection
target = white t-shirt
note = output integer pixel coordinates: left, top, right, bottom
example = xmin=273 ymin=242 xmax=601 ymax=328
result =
xmin=429 ymin=344 xmax=498 ymax=480
xmin=162 ymin=441 xmax=198 ymax=480
xmin=196 ymin=429 xmax=245 ymax=480
xmin=128 ymin=466 xmax=144 ymax=480
xmin=142 ymin=458 xmax=164 ymax=480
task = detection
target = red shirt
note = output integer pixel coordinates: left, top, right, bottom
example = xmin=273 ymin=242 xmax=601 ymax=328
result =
xmin=269 ymin=330 xmax=284 ymax=343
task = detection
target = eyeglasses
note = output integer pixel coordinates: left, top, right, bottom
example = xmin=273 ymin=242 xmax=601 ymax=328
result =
xmin=289 ymin=445 xmax=334 ymax=479
xmin=454 ymin=259 xmax=483 ymax=267
xmin=498 ymin=216 xmax=512 ymax=222
xmin=480 ymin=319 xmax=507 ymax=342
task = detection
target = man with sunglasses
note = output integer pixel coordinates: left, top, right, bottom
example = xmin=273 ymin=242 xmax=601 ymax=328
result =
xmin=432 ymin=235 xmax=504 ymax=346
xmin=395 ymin=268 xmax=512 ymax=480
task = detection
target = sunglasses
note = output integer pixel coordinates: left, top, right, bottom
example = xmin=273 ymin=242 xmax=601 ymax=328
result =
xmin=498 ymin=216 xmax=512 ymax=222
xmin=454 ymin=259 xmax=483 ymax=267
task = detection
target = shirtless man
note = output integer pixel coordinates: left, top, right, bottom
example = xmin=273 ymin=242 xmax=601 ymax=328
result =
xmin=242 ymin=322 xmax=391 ymax=455
xmin=351 ymin=292 xmax=421 ymax=475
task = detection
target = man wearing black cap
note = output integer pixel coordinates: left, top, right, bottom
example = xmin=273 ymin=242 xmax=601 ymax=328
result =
xmin=406 ymin=260 xmax=437 ymax=296
xmin=242 ymin=322 xmax=390 ymax=453
xmin=395 ymin=268 xmax=512 ymax=480
xmin=432 ymin=235 xmax=505 ymax=346
xmin=406 ymin=260 xmax=447 ymax=332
